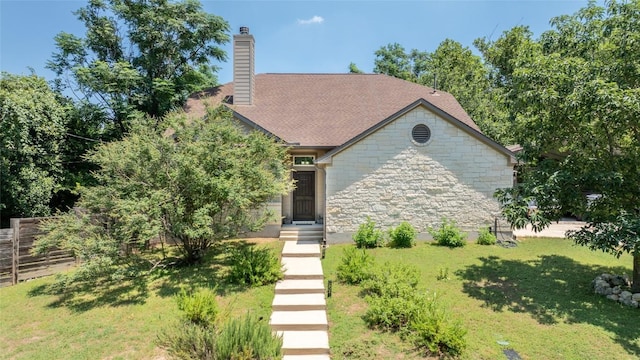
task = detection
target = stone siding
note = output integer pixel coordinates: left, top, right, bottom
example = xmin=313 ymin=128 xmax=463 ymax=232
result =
xmin=325 ymin=106 xmax=513 ymax=238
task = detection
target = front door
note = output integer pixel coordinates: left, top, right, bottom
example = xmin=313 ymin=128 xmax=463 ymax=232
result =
xmin=293 ymin=171 xmax=315 ymax=221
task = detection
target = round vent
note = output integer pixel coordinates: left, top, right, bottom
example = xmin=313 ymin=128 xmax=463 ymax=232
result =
xmin=412 ymin=124 xmax=431 ymax=144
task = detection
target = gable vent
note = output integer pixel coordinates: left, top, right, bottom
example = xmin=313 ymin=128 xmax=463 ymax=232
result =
xmin=412 ymin=124 xmax=431 ymax=144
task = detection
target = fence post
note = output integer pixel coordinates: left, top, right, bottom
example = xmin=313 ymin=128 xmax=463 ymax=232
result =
xmin=10 ymin=218 xmax=19 ymax=285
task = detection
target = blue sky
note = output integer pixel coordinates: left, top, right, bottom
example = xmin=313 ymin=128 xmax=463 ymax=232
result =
xmin=1 ymin=0 xmax=597 ymax=85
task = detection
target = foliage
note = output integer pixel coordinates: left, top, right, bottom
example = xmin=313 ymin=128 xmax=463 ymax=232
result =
xmin=214 ymin=313 xmax=283 ymax=360
xmin=488 ymin=0 xmax=640 ymax=291
xmin=352 ymin=216 xmax=383 ymax=248
xmin=157 ymin=321 xmax=216 ymax=360
xmin=387 ymin=221 xmax=417 ymax=248
xmin=34 ymin=106 xmax=293 ymax=277
xmin=429 ymin=219 xmax=467 ymax=248
xmin=159 ymin=287 xmax=282 ymax=360
xmin=348 ymin=62 xmax=364 ymax=74
xmin=407 ymin=293 xmax=468 ymax=357
xmin=336 ymin=246 xmax=375 ymax=285
xmin=476 ymin=227 xmax=497 ymax=245
xmin=228 ymin=245 xmax=283 ymax=287
xmin=361 ymin=262 xmax=419 ymax=298
xmin=363 ymin=291 xmax=426 ymax=332
xmin=176 ymin=287 xmax=219 ymax=327
xmin=48 ymin=0 xmax=230 ymax=136
xmin=0 ymin=73 xmax=67 ymax=219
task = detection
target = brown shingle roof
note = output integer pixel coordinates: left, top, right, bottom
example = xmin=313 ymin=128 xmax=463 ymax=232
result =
xmin=185 ymin=73 xmax=480 ymax=147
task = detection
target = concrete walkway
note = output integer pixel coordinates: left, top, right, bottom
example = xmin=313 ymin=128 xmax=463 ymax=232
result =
xmin=512 ymin=220 xmax=586 ymax=239
xmin=270 ymin=225 xmax=330 ymax=359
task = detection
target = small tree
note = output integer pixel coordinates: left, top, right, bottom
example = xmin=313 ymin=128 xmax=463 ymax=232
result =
xmin=35 ymin=106 xmax=293 ymax=273
xmin=0 ymin=73 xmax=67 ymax=219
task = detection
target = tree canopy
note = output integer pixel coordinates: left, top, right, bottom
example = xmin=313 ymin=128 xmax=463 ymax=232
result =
xmin=491 ymin=0 xmax=640 ymax=291
xmin=48 ymin=0 xmax=230 ymax=137
xmin=35 ymin=107 xmax=293 ymax=279
xmin=0 ymin=73 xmax=68 ymax=220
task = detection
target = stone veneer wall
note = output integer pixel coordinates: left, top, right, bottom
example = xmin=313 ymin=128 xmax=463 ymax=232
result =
xmin=324 ymin=106 xmax=513 ymax=242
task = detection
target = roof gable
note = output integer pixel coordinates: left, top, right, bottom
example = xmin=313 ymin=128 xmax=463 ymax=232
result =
xmin=316 ymin=99 xmax=516 ymax=164
xmin=185 ymin=74 xmax=480 ymax=147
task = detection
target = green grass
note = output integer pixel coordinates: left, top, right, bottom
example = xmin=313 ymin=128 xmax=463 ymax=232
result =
xmin=323 ymin=238 xmax=640 ymax=359
xmin=0 ymin=239 xmax=282 ymax=360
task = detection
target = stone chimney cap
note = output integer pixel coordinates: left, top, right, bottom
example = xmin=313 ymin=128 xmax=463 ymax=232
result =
xmin=239 ymin=26 xmax=249 ymax=34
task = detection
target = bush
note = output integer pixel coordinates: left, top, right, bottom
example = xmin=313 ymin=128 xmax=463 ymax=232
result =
xmin=336 ymin=246 xmax=374 ymax=284
xmin=476 ymin=227 xmax=498 ymax=245
xmin=229 ymin=245 xmax=283 ymax=287
xmin=476 ymin=227 xmax=497 ymax=245
xmin=363 ymin=291 xmax=426 ymax=332
xmin=157 ymin=322 xmax=216 ymax=360
xmin=407 ymin=293 xmax=467 ymax=357
xmin=361 ymin=262 xmax=419 ymax=298
xmin=388 ymin=221 xmax=417 ymax=248
xmin=353 ymin=216 xmax=384 ymax=248
xmin=215 ymin=313 xmax=283 ymax=359
xmin=429 ymin=219 xmax=467 ymax=248
xmin=176 ymin=287 xmax=219 ymax=327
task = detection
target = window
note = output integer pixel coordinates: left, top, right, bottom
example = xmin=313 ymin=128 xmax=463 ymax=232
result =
xmin=411 ymin=124 xmax=431 ymax=144
xmin=293 ymin=156 xmax=315 ymax=166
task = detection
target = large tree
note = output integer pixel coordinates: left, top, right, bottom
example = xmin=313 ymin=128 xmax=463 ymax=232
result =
xmin=48 ymin=0 xmax=229 ymax=137
xmin=492 ymin=0 xmax=640 ymax=291
xmin=35 ymin=107 xmax=293 ymax=278
xmin=0 ymin=73 xmax=68 ymax=220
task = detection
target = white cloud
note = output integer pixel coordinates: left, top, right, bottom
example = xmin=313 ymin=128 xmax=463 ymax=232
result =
xmin=297 ymin=16 xmax=324 ymax=25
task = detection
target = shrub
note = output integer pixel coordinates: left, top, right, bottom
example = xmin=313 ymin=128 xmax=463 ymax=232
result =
xmin=157 ymin=322 xmax=216 ymax=360
xmin=363 ymin=291 xmax=426 ymax=332
xmin=476 ymin=227 xmax=497 ymax=245
xmin=361 ymin=262 xmax=420 ymax=298
xmin=215 ymin=313 xmax=283 ymax=359
xmin=388 ymin=221 xmax=417 ymax=248
xmin=176 ymin=287 xmax=219 ymax=327
xmin=407 ymin=293 xmax=467 ymax=357
xmin=229 ymin=245 xmax=283 ymax=287
xmin=429 ymin=219 xmax=467 ymax=248
xmin=336 ymin=246 xmax=374 ymax=285
xmin=353 ymin=216 xmax=384 ymax=248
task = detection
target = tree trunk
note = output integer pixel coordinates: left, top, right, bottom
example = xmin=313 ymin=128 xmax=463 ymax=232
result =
xmin=632 ymin=254 xmax=640 ymax=293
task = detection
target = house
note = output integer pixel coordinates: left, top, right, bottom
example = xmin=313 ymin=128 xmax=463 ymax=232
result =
xmin=185 ymin=27 xmax=516 ymax=243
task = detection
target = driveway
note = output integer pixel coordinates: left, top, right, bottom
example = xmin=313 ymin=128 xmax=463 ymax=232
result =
xmin=512 ymin=219 xmax=586 ymax=239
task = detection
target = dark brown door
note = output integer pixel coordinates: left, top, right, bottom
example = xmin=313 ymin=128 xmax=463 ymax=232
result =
xmin=293 ymin=171 xmax=315 ymax=221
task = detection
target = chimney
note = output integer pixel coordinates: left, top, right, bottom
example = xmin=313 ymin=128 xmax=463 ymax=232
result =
xmin=233 ymin=26 xmax=255 ymax=105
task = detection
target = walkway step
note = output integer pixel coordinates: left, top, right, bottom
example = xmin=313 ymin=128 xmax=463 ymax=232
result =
xmin=282 ymin=257 xmax=323 ymax=280
xmin=280 ymin=234 xmax=323 ymax=241
xmin=270 ymin=310 xmax=328 ymax=331
xmin=283 ymin=354 xmax=331 ymax=360
xmin=278 ymin=330 xmax=330 ymax=355
xmin=275 ymin=279 xmax=325 ymax=294
xmin=282 ymin=241 xmax=321 ymax=257
xmin=273 ymin=293 xmax=326 ymax=311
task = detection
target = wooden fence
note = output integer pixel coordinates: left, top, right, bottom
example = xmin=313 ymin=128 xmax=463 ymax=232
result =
xmin=0 ymin=217 xmax=76 ymax=287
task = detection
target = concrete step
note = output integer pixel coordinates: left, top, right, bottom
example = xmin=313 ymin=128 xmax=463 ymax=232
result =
xmin=278 ymin=331 xmax=330 ymax=355
xmin=270 ymin=310 xmax=328 ymax=331
xmin=280 ymin=234 xmax=323 ymax=241
xmin=272 ymin=293 xmax=326 ymax=311
xmin=282 ymin=257 xmax=324 ymax=280
xmin=283 ymin=354 xmax=331 ymax=360
xmin=282 ymin=241 xmax=321 ymax=258
xmin=275 ymin=279 xmax=325 ymax=294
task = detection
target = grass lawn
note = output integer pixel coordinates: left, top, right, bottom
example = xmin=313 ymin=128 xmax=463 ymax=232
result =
xmin=322 ymin=238 xmax=640 ymax=360
xmin=0 ymin=239 xmax=282 ymax=360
